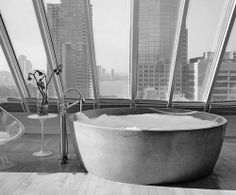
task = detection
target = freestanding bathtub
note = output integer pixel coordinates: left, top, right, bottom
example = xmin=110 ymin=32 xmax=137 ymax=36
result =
xmin=69 ymin=107 xmax=227 ymax=184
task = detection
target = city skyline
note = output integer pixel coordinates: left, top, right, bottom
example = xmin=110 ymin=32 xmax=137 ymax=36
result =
xmin=0 ymin=0 xmax=235 ymax=72
xmin=0 ymin=0 xmax=236 ymax=100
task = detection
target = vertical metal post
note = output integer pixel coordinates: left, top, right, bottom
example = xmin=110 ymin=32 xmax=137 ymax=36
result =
xmin=166 ymin=0 xmax=190 ymax=108
xmin=32 ymin=0 xmax=63 ymax=99
xmin=83 ymin=0 xmax=99 ymax=108
xmin=59 ymin=104 xmax=68 ymax=164
xmin=130 ymin=0 xmax=139 ymax=107
xmin=202 ymin=0 xmax=236 ymax=111
xmin=0 ymin=14 xmax=30 ymax=112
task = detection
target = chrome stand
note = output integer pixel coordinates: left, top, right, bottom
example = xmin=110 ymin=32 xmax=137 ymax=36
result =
xmin=58 ymin=88 xmax=85 ymax=164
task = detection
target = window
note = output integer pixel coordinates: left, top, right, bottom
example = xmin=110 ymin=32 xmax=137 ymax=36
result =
xmin=174 ymin=0 xmax=229 ymax=102
xmin=0 ymin=0 xmax=57 ymax=98
xmin=0 ymin=0 xmax=236 ymax=109
xmin=213 ymin=20 xmax=236 ymax=101
xmin=43 ymin=0 xmax=94 ymax=99
xmin=215 ymin=83 xmax=228 ymax=88
xmin=91 ymin=0 xmax=130 ymax=99
xmin=216 ymin=76 xmax=228 ymax=81
xmin=213 ymin=89 xmax=228 ymax=94
xmin=134 ymin=0 xmax=182 ymax=100
xmin=0 ymin=46 xmax=20 ymax=102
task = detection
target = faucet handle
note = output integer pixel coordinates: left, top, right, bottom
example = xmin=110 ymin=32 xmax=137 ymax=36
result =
xmin=69 ymin=100 xmax=80 ymax=108
xmin=66 ymin=98 xmax=84 ymax=110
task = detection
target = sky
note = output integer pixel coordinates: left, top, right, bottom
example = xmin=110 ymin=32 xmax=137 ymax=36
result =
xmin=187 ymin=0 xmax=236 ymax=58
xmin=0 ymin=0 xmax=235 ymax=73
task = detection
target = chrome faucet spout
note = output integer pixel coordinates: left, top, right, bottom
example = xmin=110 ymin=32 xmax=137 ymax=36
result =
xmin=66 ymin=98 xmax=85 ymax=110
xmin=59 ymin=88 xmax=84 ymax=111
xmin=67 ymin=100 xmax=79 ymax=110
xmin=58 ymin=88 xmax=84 ymax=164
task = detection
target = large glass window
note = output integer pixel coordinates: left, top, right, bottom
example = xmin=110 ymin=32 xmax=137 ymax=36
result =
xmin=43 ymin=0 xmax=96 ymax=99
xmin=134 ymin=0 xmax=182 ymax=100
xmin=0 ymin=45 xmax=20 ymax=102
xmin=1 ymin=0 xmax=236 ymax=107
xmin=44 ymin=0 xmax=130 ymax=99
xmin=174 ymin=0 xmax=229 ymax=102
xmin=42 ymin=0 xmax=236 ymax=103
xmin=0 ymin=0 xmax=57 ymax=98
xmin=212 ymin=21 xmax=236 ymax=101
xmin=91 ymin=0 xmax=130 ymax=99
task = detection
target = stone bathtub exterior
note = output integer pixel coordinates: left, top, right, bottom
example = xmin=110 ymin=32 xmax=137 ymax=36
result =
xmin=69 ymin=108 xmax=227 ymax=184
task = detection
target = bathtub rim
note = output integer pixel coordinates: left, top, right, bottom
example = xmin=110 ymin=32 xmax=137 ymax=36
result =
xmin=71 ymin=107 xmax=227 ymax=132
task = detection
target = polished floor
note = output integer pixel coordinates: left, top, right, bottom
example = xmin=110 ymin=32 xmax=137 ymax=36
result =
xmin=0 ymin=134 xmax=236 ymax=194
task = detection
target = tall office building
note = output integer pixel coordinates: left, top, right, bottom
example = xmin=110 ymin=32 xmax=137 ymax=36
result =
xmin=18 ymin=55 xmax=33 ymax=81
xmin=46 ymin=0 xmax=93 ymax=98
xmin=213 ymin=60 xmax=236 ymax=101
xmin=46 ymin=4 xmax=62 ymax=97
xmin=47 ymin=4 xmax=63 ymax=64
xmin=134 ymin=0 xmax=187 ymax=100
xmin=184 ymin=51 xmax=236 ymax=101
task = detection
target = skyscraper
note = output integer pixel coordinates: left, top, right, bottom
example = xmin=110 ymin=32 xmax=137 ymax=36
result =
xmin=18 ymin=55 xmax=33 ymax=80
xmin=46 ymin=4 xmax=62 ymax=97
xmin=186 ymin=51 xmax=236 ymax=101
xmin=133 ymin=0 xmax=187 ymax=100
xmin=46 ymin=0 xmax=93 ymax=98
xmin=47 ymin=4 xmax=62 ymax=64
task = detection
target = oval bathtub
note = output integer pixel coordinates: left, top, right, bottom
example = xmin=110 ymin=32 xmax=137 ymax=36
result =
xmin=69 ymin=108 xmax=227 ymax=185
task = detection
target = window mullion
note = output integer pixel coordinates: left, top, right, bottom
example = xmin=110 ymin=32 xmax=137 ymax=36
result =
xmin=32 ymin=0 xmax=63 ymax=99
xmin=202 ymin=0 xmax=236 ymax=111
xmin=0 ymin=14 xmax=30 ymax=112
xmin=83 ymin=0 xmax=99 ymax=108
xmin=166 ymin=0 xmax=190 ymax=108
xmin=130 ymin=0 xmax=139 ymax=107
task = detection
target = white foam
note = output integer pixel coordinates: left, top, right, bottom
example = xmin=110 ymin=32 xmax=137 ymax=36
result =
xmin=78 ymin=113 xmax=219 ymax=131
xmin=76 ymin=112 xmax=89 ymax=120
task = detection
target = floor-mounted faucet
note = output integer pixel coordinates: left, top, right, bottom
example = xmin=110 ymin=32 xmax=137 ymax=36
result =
xmin=58 ymin=88 xmax=85 ymax=164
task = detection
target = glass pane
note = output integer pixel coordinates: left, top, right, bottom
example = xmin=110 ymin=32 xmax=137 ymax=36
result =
xmin=135 ymin=0 xmax=181 ymax=100
xmin=0 ymin=45 xmax=20 ymax=102
xmin=174 ymin=0 xmax=229 ymax=101
xmin=212 ymin=21 xmax=236 ymax=101
xmin=91 ymin=0 xmax=130 ymax=98
xmin=43 ymin=0 xmax=95 ymax=99
xmin=0 ymin=0 xmax=57 ymax=98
